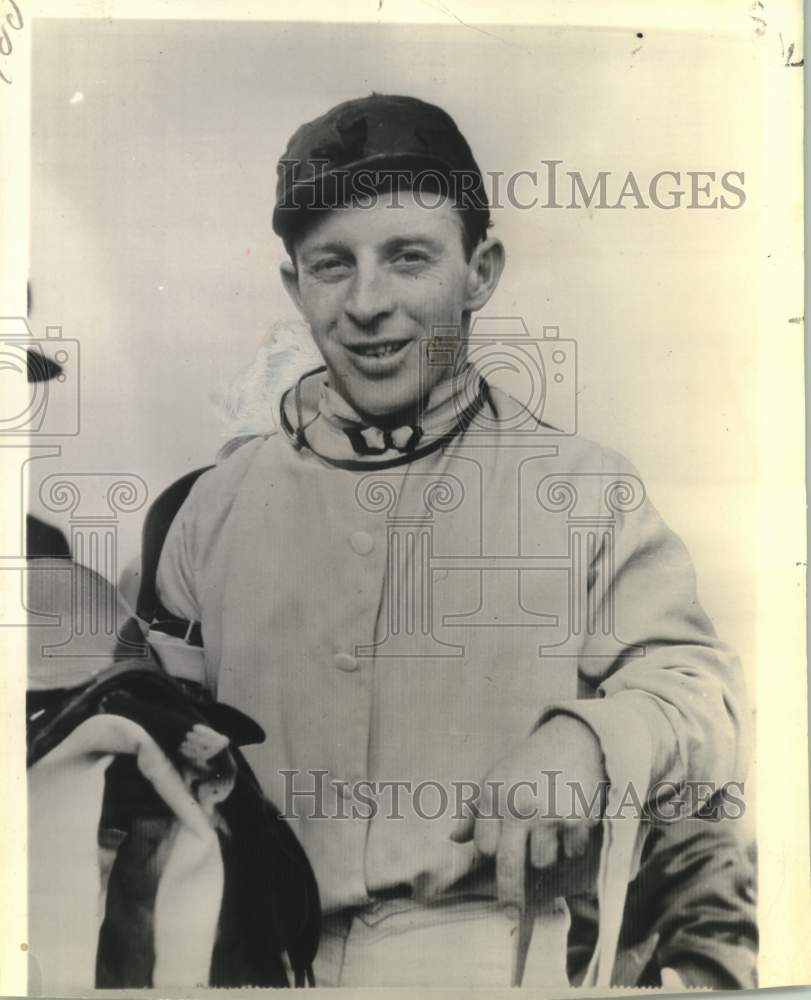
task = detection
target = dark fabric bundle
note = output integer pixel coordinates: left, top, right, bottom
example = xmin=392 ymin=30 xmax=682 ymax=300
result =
xmin=27 ymin=653 xmax=320 ymax=988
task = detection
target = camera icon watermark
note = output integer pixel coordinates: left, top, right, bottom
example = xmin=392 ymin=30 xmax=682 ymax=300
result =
xmin=418 ymin=317 xmax=577 ymax=442
xmin=0 ymin=317 xmax=80 ymax=435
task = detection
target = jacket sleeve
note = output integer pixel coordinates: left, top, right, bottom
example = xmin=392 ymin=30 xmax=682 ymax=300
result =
xmin=155 ymin=486 xmax=203 ymax=624
xmin=637 ymin=818 xmax=757 ymax=989
xmin=539 ymin=447 xmax=750 ymax=812
xmin=156 ymin=436 xmax=266 ymax=625
xmin=565 ymin=817 xmax=757 ymax=989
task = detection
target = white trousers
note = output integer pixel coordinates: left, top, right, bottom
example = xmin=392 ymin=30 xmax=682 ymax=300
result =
xmin=312 ymin=895 xmax=571 ymax=988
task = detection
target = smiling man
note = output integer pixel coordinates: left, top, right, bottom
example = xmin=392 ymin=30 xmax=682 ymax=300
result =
xmin=155 ymin=95 xmax=749 ymax=987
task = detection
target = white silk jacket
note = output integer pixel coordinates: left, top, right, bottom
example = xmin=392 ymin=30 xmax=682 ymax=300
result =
xmin=157 ymin=367 xmax=747 ymax=916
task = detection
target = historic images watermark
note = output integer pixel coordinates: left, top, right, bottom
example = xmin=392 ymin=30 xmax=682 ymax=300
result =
xmin=2 ymin=317 xmax=149 ymax=658
xmin=1 ymin=317 xmax=80 ymax=436
xmin=274 ymin=161 xmax=747 ymax=215
xmin=279 ymin=769 xmax=747 ymax=825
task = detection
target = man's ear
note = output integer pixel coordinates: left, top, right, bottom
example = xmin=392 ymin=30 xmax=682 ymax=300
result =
xmin=464 ymin=238 xmax=506 ymax=312
xmin=280 ymin=260 xmax=304 ymax=315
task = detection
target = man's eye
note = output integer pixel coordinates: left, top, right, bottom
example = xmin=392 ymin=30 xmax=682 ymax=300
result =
xmin=393 ymin=251 xmax=429 ymax=266
xmin=314 ymin=258 xmax=350 ymax=274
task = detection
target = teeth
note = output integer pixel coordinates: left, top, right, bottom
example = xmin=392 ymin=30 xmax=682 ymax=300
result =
xmin=355 ymin=342 xmax=406 ymax=358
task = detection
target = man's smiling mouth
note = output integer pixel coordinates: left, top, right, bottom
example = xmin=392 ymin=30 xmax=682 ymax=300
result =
xmin=346 ymin=339 xmax=410 ymax=359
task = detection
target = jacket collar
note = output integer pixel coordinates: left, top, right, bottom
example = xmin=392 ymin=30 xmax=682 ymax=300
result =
xmin=279 ymin=365 xmax=488 ymax=470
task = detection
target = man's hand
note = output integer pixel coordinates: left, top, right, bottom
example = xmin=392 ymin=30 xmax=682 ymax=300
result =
xmin=451 ymin=714 xmax=608 ymax=914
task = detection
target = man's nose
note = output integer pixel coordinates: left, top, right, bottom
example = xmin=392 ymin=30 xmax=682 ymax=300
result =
xmin=343 ymin=264 xmax=394 ymax=328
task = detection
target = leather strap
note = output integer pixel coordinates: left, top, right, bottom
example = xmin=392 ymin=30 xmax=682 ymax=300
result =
xmin=149 ymin=619 xmax=203 ymax=648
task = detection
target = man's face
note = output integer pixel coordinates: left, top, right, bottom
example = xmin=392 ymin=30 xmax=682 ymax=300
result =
xmin=282 ymin=191 xmax=498 ymax=424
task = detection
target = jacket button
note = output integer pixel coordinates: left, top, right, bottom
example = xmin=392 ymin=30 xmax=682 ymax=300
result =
xmin=334 ymin=652 xmax=359 ymax=672
xmin=349 ymin=530 xmax=374 ymax=555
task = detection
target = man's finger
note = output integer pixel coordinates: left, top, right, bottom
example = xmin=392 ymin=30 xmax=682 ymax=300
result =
xmin=496 ymin=821 xmax=529 ymax=912
xmin=473 ymin=813 xmax=501 ymax=856
xmin=449 ymin=792 xmax=477 ymax=843
xmin=450 ymin=774 xmax=496 ymax=844
xmin=560 ymin=818 xmax=593 ymax=860
xmin=529 ymin=821 xmax=560 ymax=870
xmin=449 ymin=814 xmax=475 ymax=843
xmin=471 ymin=779 xmax=500 ymax=855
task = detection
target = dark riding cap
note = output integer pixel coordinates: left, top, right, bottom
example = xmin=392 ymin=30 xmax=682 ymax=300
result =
xmin=272 ymin=93 xmax=491 ymax=245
